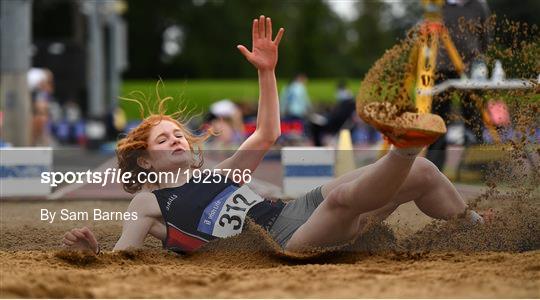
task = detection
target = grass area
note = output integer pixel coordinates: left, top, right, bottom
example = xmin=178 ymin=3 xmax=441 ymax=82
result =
xmin=120 ymin=79 xmax=361 ymax=120
xmin=119 ymin=78 xmax=537 ymax=121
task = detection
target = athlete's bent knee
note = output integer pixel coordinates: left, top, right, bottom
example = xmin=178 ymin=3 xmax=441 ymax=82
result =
xmin=324 ymin=183 xmax=353 ymax=212
xmin=414 ymin=157 xmax=440 ymax=185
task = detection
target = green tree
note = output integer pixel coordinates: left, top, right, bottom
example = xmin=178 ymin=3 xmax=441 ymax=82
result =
xmin=124 ymin=0 xmax=348 ymax=79
xmin=488 ymin=0 xmax=540 ymax=27
xmin=349 ymin=0 xmax=397 ymax=76
xmin=277 ymin=0 xmax=348 ymax=78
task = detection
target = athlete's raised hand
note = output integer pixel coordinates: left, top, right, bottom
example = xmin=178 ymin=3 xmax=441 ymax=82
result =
xmin=62 ymin=227 xmax=99 ymax=254
xmin=237 ymin=15 xmax=284 ymax=71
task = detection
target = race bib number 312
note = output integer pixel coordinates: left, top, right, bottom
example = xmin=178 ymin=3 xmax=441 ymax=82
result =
xmin=197 ymin=185 xmax=264 ymax=238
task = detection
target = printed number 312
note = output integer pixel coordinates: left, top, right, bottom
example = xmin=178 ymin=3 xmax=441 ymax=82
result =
xmin=217 ymin=194 xmax=256 ymax=231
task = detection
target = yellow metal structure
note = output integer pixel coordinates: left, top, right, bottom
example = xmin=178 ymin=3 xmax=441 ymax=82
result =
xmin=415 ymin=0 xmax=465 ymax=113
xmin=379 ymin=0 xmax=498 ymax=156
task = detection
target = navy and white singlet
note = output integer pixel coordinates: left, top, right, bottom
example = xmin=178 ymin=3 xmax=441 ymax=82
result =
xmin=152 ymin=174 xmax=285 ymax=253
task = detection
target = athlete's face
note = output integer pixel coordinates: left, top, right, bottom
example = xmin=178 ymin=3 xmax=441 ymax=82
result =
xmin=141 ymin=120 xmax=192 ymax=172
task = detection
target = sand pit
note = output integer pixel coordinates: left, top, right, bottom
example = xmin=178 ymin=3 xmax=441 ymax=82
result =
xmin=1 ymin=13 xmax=538 ymax=299
xmin=1 ymin=194 xmax=539 ymax=298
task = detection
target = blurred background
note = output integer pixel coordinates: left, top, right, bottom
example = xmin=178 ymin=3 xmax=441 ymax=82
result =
xmin=1 ymin=0 xmax=538 ymax=150
xmin=1 ymin=0 xmax=538 ymax=199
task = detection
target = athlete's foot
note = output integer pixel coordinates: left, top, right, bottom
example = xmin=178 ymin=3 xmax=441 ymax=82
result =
xmin=358 ymin=102 xmax=446 ymax=148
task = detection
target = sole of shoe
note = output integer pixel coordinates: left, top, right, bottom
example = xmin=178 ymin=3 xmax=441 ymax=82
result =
xmin=358 ymin=102 xmax=447 ymax=148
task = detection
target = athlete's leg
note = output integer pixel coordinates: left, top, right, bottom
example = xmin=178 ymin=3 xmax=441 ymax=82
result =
xmin=355 ymin=157 xmax=468 ymax=233
xmin=411 ymin=162 xmax=467 ymax=219
xmin=285 ymin=156 xmax=468 ymax=251
xmin=285 ymin=149 xmax=418 ymax=251
xmin=284 ymin=101 xmax=454 ymax=252
xmin=321 ymin=157 xmax=467 ymax=219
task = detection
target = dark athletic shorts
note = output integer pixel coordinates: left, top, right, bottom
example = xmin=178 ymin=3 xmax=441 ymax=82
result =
xmin=268 ymin=186 xmax=325 ymax=249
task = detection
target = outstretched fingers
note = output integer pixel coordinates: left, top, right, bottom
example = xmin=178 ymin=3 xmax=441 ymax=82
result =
xmin=273 ymin=27 xmax=284 ymax=46
xmin=258 ymin=15 xmax=265 ymax=39
xmin=252 ymin=18 xmax=259 ymax=41
xmin=252 ymin=15 xmax=283 ymax=44
xmin=237 ymin=44 xmax=251 ymax=58
xmin=266 ymin=17 xmax=272 ymax=39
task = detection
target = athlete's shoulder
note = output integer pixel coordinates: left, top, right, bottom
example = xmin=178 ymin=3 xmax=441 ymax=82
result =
xmin=132 ymin=190 xmax=156 ymax=200
xmin=129 ymin=191 xmax=161 ymax=217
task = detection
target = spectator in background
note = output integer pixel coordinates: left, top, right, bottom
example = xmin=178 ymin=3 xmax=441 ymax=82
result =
xmin=309 ymin=80 xmax=356 ymax=146
xmin=280 ymin=74 xmax=311 ymax=120
xmin=0 ymin=112 xmax=12 ymax=148
xmin=204 ymin=99 xmax=244 ymax=149
xmin=27 ymin=68 xmax=56 ymax=146
xmin=426 ymin=0 xmax=491 ymax=171
xmin=336 ymin=79 xmax=354 ymax=103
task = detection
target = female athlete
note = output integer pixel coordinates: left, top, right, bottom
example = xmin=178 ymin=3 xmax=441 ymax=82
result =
xmin=62 ymin=16 xmax=484 ymax=255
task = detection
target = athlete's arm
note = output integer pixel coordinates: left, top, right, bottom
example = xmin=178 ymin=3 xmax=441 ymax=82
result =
xmin=216 ymin=16 xmax=284 ymax=175
xmin=62 ymin=192 xmax=160 ymax=253
xmin=113 ymin=192 xmax=159 ymax=251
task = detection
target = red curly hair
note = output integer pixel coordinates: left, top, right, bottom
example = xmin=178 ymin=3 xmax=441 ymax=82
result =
xmin=116 ymin=86 xmax=217 ymax=193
